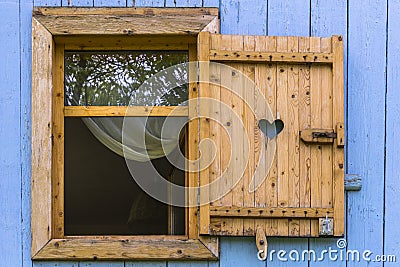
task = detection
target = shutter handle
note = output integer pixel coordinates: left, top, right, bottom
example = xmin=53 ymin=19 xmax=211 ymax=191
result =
xmin=256 ymin=227 xmax=268 ymax=261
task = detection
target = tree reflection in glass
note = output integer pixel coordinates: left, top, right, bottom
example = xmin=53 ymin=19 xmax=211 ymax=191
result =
xmin=64 ymin=51 xmax=188 ymax=106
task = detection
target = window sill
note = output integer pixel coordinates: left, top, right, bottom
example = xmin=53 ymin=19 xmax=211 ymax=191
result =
xmin=33 ymin=236 xmax=219 ymax=260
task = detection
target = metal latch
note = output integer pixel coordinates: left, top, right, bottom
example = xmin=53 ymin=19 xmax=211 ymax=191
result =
xmin=312 ymin=131 xmax=337 ymax=139
xmin=319 ymin=215 xmax=334 ymax=236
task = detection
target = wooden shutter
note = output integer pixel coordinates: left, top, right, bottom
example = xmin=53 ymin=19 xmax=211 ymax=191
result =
xmin=197 ymin=32 xmax=344 ymax=237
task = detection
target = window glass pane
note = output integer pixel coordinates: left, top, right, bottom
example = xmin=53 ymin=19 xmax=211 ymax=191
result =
xmin=65 ymin=51 xmax=188 ymax=106
xmin=64 ymin=117 xmax=186 ymax=235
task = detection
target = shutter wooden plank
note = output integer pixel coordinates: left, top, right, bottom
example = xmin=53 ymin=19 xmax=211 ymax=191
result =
xmin=264 ymin=36 xmax=279 ymax=236
xmin=310 ymin=37 xmax=322 ymax=236
xmin=253 ymin=36 xmax=268 ymax=236
xmin=332 ymin=36 xmax=345 ymax=236
xmin=230 ymin=35 xmax=245 ymax=236
xmin=287 ymin=36 xmax=300 ymax=236
xmin=217 ymin=34 xmax=234 ymax=235
xmin=276 ymin=36 xmax=290 ymax=236
xmin=242 ymin=35 xmax=256 ymax=235
xmin=209 ymin=34 xmax=221 ymax=222
xmin=188 ymin=43 xmax=198 ymax=239
xmin=298 ymin=37 xmax=312 ymax=236
xmin=320 ymin=38 xmax=333 ymax=212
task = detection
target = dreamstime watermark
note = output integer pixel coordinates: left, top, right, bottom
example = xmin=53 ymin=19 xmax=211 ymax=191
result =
xmin=122 ymin=61 xmax=277 ymax=207
xmin=264 ymin=239 xmax=397 ymax=263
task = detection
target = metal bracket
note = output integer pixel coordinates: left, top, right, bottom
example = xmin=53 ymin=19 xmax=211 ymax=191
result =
xmin=256 ymin=227 xmax=268 ymax=261
xmin=312 ymin=131 xmax=337 ymax=139
xmin=319 ymin=215 xmax=334 ymax=236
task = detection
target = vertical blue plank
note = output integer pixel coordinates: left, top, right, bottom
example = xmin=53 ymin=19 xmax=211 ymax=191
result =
xmin=385 ymin=0 xmax=400 ymax=261
xmin=94 ymin=0 xmax=126 ymax=6
xmin=347 ymin=0 xmax=387 ymax=266
xmin=61 ymin=0 xmax=94 ymax=6
xmin=168 ymin=262 xmax=209 ymax=267
xmin=79 ymin=262 xmax=124 ymax=267
xmin=219 ymin=237 xmax=264 ymax=267
xmin=33 ymin=263 xmax=78 ymax=267
xmin=266 ymin=238 xmax=308 ymax=266
xmin=220 ymin=0 xmax=266 ymax=35
xmin=125 ymin=262 xmax=166 ymax=267
xmin=33 ymin=0 xmax=61 ymax=6
xmin=165 ymin=0 xmax=202 ymax=7
xmin=309 ymin=1 xmax=347 ymax=266
xmin=268 ymin=0 xmax=310 ymax=36
xmin=202 ymin=0 xmax=219 ymax=7
xmin=0 ymin=0 xmax=22 ymax=266
xmin=21 ymin=0 xmax=34 ymax=265
xmin=132 ymin=0 xmax=165 ymax=7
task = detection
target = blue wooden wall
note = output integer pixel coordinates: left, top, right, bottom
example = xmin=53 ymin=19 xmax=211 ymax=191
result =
xmin=0 ymin=0 xmax=398 ymax=266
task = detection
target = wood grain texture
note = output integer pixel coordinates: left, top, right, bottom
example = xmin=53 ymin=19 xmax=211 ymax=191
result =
xmin=331 ymin=36 xmax=344 ymax=236
xmin=34 ymin=14 xmax=217 ymax=35
xmin=198 ymin=31 xmax=211 ymax=235
xmin=0 ymin=1 xmax=22 ymax=266
xmin=385 ymin=0 xmax=400 ymax=259
xmin=347 ymin=0 xmax=387 ymax=264
xmin=309 ymin=37 xmax=322 ymax=237
xmin=287 ymin=36 xmax=300 ymax=237
xmin=210 ymin=207 xmax=333 ymax=218
xmin=209 ymin=51 xmax=333 ymax=63
xmin=298 ymin=37 xmax=311 ymax=237
xmin=64 ymin=106 xmax=189 ymax=117
xmin=34 ymin=238 xmax=217 ymax=260
xmin=52 ymin=44 xmax=65 ymax=239
xmin=276 ymin=36 xmax=289 ymax=236
xmin=31 ymin=17 xmax=54 ymax=257
xmin=187 ymin=44 xmax=198 ymax=239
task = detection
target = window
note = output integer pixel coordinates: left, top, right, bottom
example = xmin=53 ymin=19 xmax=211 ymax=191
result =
xmin=31 ymin=7 xmax=219 ymax=260
xmin=32 ymin=6 xmax=345 ymax=262
xmin=63 ymin=51 xmax=188 ymax=236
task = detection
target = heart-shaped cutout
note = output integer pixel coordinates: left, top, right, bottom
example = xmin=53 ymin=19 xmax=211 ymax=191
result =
xmin=258 ymin=119 xmax=285 ymax=139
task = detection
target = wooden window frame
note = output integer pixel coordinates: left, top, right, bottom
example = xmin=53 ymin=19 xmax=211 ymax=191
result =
xmin=31 ymin=7 xmax=219 ymax=260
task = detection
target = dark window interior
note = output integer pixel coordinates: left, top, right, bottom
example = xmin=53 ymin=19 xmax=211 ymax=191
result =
xmin=64 ymin=118 xmax=185 ymax=235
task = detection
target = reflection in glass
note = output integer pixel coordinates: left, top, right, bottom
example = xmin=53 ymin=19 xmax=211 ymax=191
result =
xmin=65 ymin=51 xmax=188 ymax=106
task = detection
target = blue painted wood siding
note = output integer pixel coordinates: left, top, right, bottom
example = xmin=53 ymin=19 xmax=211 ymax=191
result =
xmin=0 ymin=0 xmax=398 ymax=266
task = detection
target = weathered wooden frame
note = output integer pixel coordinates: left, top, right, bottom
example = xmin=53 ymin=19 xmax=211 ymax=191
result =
xmin=31 ymin=7 xmax=219 ymax=260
